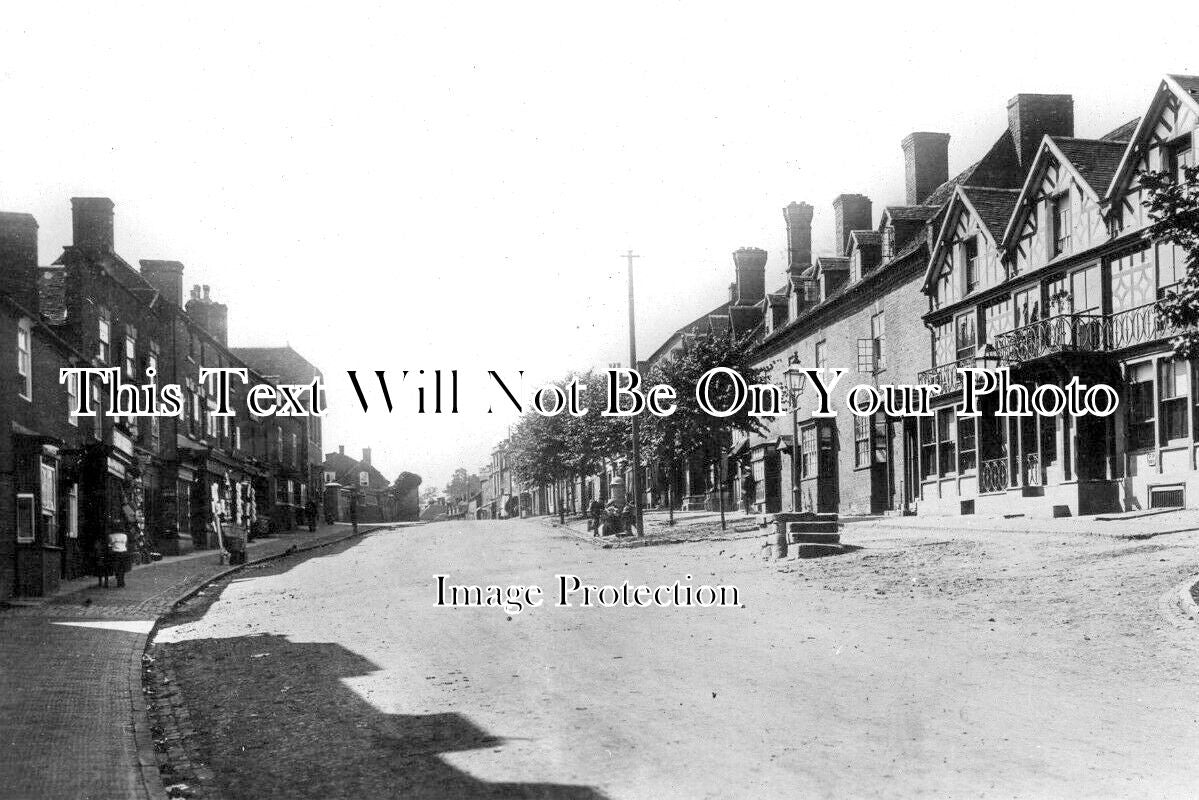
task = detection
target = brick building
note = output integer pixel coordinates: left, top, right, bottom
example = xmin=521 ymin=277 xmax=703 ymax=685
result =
xmin=321 ymin=446 xmax=396 ymax=523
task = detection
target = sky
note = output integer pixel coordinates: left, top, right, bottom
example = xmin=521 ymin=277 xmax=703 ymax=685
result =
xmin=0 ymin=3 xmax=1196 ymax=491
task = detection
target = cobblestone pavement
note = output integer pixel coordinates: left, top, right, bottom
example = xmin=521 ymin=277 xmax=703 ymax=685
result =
xmin=0 ymin=523 xmax=396 ymax=800
xmin=151 ymin=518 xmax=1199 ymax=799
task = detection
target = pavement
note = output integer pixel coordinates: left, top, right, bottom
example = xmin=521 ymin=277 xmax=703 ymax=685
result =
xmin=148 ymin=517 xmax=1199 ymax=798
xmin=0 ymin=522 xmax=401 ymax=800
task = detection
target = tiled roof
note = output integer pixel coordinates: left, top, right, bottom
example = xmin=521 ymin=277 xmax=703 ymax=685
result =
xmin=1100 ymin=117 xmax=1139 ymax=142
xmin=884 ymin=205 xmax=939 ymax=222
xmin=766 ymin=292 xmax=788 ymax=306
xmin=850 ymin=230 xmax=881 ymax=245
xmin=1170 ymin=74 xmax=1199 ymax=100
xmin=1050 ymin=137 xmax=1128 ymax=196
xmin=962 ymin=187 xmax=1019 ymax=242
xmin=815 ymin=256 xmax=849 ymax=269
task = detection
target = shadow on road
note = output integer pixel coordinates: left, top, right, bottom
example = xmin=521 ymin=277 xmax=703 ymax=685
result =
xmin=153 ymin=541 xmax=608 ymax=800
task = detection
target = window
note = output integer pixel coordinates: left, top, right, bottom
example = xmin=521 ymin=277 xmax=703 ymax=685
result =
xmin=964 ymin=237 xmax=979 ymax=294
xmin=933 ymin=321 xmax=953 ymax=367
xmin=919 ymin=416 xmax=936 ymax=480
xmin=1157 ymin=240 xmax=1188 ymax=294
xmin=124 ymin=327 xmax=137 ymax=378
xmin=1110 ymin=246 xmax=1154 ymax=313
xmin=17 ymin=318 xmax=32 ymax=400
xmin=41 ymin=460 xmax=57 ymax=546
xmin=1013 ymin=287 xmax=1041 ymax=328
xmin=959 ymin=417 xmax=977 ymax=472
xmin=66 ymin=485 xmax=78 ymax=538
xmin=854 ymin=414 xmax=871 ymax=468
xmin=97 ymin=312 xmax=111 ymax=363
xmin=91 ymin=382 xmax=103 ymax=440
xmin=16 ymin=493 xmax=35 ymax=543
xmin=1052 ymin=193 xmax=1071 ymax=256
xmin=1070 ymin=264 xmax=1101 ymax=314
xmin=66 ymin=372 xmax=78 ymax=426
xmin=275 ymin=427 xmax=283 ymax=462
xmin=177 ymin=480 xmax=191 ymax=535
xmin=814 ymin=340 xmax=827 ymax=369
xmin=800 ymin=425 xmax=817 ymax=478
xmin=291 ymin=433 xmax=299 ymax=467
xmin=1168 ymin=134 xmax=1194 ymax=184
xmin=276 ymin=479 xmax=288 ymax=504
xmin=937 ymin=409 xmax=957 ymax=476
xmin=234 ymin=425 xmax=243 ymax=451
xmin=1160 ymin=359 xmax=1188 ymax=443
xmin=871 ymin=311 xmax=886 ymax=372
xmin=955 ymin=312 xmax=976 ymax=360
xmin=1127 ymin=362 xmax=1155 ymax=451
xmin=872 ymin=414 xmax=888 ymax=464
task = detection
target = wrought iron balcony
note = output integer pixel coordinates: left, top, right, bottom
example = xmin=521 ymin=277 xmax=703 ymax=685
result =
xmin=979 ymin=457 xmax=1007 ymax=494
xmin=992 ymin=307 xmax=1185 ymax=365
xmin=916 ymin=356 xmax=977 ymax=392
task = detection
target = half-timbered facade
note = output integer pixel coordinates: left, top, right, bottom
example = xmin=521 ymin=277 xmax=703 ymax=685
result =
xmin=916 ymin=74 xmax=1199 ymax=516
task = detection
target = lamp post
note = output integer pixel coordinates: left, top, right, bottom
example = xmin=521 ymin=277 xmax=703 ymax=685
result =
xmin=784 ymin=352 xmax=808 ymax=512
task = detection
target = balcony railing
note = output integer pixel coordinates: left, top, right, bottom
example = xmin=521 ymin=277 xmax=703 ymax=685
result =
xmin=979 ymin=457 xmax=1008 ymax=494
xmin=992 ymin=307 xmax=1186 ymax=365
xmin=1024 ymin=453 xmax=1042 ymax=487
xmin=916 ymin=356 xmax=977 ymax=392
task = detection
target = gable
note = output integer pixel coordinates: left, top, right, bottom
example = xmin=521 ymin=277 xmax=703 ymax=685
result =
xmin=924 ymin=189 xmax=1007 ymax=308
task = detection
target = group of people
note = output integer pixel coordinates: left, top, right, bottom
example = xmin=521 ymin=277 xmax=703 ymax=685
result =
xmin=586 ymin=497 xmax=639 ymax=537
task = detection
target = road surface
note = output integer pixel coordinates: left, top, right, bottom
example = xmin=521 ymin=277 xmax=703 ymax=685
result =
xmin=154 ymin=518 xmax=1199 ymax=798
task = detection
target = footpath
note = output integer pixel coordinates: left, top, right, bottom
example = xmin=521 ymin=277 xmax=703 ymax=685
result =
xmin=0 ymin=522 xmax=402 ymax=800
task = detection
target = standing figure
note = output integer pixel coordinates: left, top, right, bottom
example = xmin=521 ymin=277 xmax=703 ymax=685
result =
xmin=94 ymin=536 xmax=111 ymax=588
xmin=108 ymin=528 xmax=130 ymax=588
xmin=741 ymin=469 xmax=757 ymax=516
xmin=305 ymin=498 xmax=318 ymax=532
xmin=587 ymin=498 xmax=604 ymax=535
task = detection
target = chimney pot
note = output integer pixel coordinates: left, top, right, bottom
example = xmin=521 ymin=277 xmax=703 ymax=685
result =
xmin=902 ymin=132 xmax=951 ymax=205
xmin=202 ymin=284 xmax=210 ymax=300
xmin=731 ymin=247 xmax=767 ymax=305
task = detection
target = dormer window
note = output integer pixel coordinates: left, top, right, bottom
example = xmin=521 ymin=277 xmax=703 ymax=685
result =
xmin=1052 ymin=193 xmax=1071 ymax=257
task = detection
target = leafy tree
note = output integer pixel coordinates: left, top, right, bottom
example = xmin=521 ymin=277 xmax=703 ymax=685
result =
xmin=509 ymin=410 xmax=572 ymax=523
xmin=1147 ymin=164 xmax=1199 ymax=356
xmin=643 ymin=331 xmax=770 ymax=527
xmin=444 ymin=467 xmax=482 ymax=503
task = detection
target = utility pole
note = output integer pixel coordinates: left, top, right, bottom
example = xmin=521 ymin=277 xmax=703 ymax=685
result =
xmin=623 ymin=250 xmax=645 ymax=537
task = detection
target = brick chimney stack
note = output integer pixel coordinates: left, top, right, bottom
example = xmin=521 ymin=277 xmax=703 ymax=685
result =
xmin=184 ymin=283 xmax=229 ymax=347
xmin=139 ymin=260 xmax=185 ymax=306
xmin=782 ymin=202 xmax=813 ymax=274
xmin=362 ymin=447 xmax=372 ymax=466
xmin=832 ymin=194 xmax=872 ymax=257
xmin=1008 ymin=94 xmax=1074 ymax=167
xmin=902 ymin=132 xmax=950 ymax=205
xmin=0 ymin=212 xmax=40 ymax=314
xmin=70 ymin=197 xmax=115 ymax=253
xmin=731 ymin=247 xmax=767 ymax=305
xmin=339 ymin=445 xmax=345 ymax=456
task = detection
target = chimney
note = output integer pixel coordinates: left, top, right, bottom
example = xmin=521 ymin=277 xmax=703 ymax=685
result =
xmin=362 ymin=447 xmax=372 ymax=466
xmin=1008 ymin=94 xmax=1074 ymax=167
xmin=338 ymin=444 xmax=345 ymax=456
xmin=139 ymin=260 xmax=185 ymax=306
xmin=731 ymin=247 xmax=767 ymax=305
xmin=0 ymin=212 xmax=40 ymax=313
xmin=184 ymin=284 xmax=229 ymax=347
xmin=70 ymin=197 xmax=115 ymax=252
xmin=832 ymin=194 xmax=872 ymax=257
xmin=783 ymin=202 xmax=813 ymax=273
xmin=902 ymin=132 xmax=950 ymax=205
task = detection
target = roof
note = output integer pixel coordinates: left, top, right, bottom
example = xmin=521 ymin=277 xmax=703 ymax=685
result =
xmin=883 ymin=205 xmax=939 ymax=223
xmin=850 ymin=230 xmax=881 ymax=245
xmin=1101 ymin=117 xmax=1140 ymax=142
xmin=961 ymin=187 xmax=1020 ymax=242
xmin=1049 ymin=137 xmax=1127 ymax=197
xmin=815 ymin=256 xmax=849 ymax=270
xmin=1170 ymin=73 xmax=1199 ymax=101
xmin=230 ymin=345 xmax=322 ymax=382
xmin=1106 ymin=75 xmax=1199 ymax=200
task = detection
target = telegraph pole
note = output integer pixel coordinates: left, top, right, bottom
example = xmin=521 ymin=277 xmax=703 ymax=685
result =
xmin=623 ymin=250 xmax=645 ymax=537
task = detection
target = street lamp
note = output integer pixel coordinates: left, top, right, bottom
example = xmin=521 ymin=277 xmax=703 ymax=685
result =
xmin=783 ymin=353 xmax=807 ymax=512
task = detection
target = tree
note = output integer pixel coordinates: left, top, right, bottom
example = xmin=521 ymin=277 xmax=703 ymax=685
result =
xmin=444 ymin=468 xmax=482 ymax=504
xmin=643 ymin=331 xmax=771 ymax=528
xmin=508 ymin=409 xmax=572 ymax=523
xmin=1146 ymin=164 xmax=1199 ymax=356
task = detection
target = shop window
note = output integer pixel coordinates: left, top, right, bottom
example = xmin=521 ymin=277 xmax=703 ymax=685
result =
xmin=937 ymin=410 xmax=957 ymax=476
xmin=17 ymin=318 xmax=32 ymax=400
xmin=919 ymin=416 xmax=936 ymax=480
xmin=854 ymin=414 xmax=871 ymax=468
xmin=959 ymin=417 xmax=977 ymax=473
xmin=1127 ymin=362 xmax=1156 ymax=451
xmin=41 ymin=461 xmax=58 ymax=546
xmin=1159 ymin=359 xmax=1188 ymax=444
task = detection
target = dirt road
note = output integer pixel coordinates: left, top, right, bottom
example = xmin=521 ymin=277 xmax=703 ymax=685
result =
xmin=153 ymin=519 xmax=1199 ymax=798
